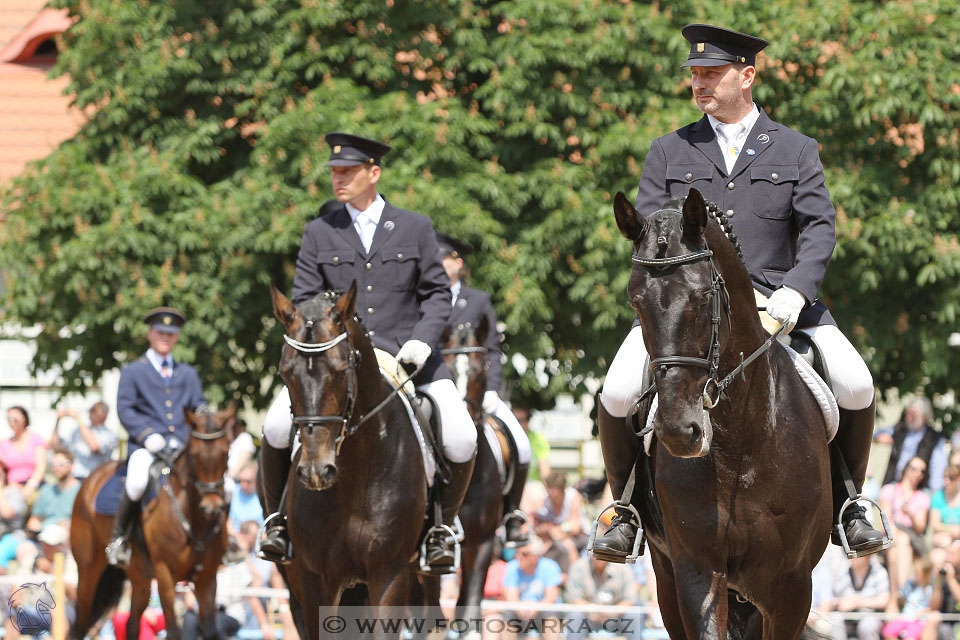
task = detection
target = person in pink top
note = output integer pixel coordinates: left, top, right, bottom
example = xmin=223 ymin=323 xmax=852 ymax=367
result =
xmin=879 ymin=456 xmax=932 ymax=604
xmin=2 ymin=407 xmax=47 ymax=499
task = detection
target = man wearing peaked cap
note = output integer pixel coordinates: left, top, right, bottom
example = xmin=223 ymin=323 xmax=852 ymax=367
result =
xmin=594 ymin=24 xmax=885 ymax=561
xmin=258 ymin=133 xmax=477 ymax=572
xmin=105 ymin=306 xmax=205 ymax=568
xmin=437 ymin=232 xmax=532 ymax=546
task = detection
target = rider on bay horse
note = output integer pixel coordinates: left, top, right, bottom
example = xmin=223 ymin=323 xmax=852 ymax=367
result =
xmin=594 ymin=24 xmax=886 ymax=561
xmin=106 ymin=307 xmax=206 ymax=567
xmin=437 ymin=232 xmax=531 ymax=545
xmin=258 ymin=133 xmax=477 ymax=572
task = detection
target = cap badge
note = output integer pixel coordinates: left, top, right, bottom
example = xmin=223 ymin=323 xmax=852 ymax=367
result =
xmin=163 ymin=317 xmax=171 ymax=325
xmin=697 ymin=43 xmax=705 ymax=52
xmin=333 ymin=145 xmax=341 ymax=153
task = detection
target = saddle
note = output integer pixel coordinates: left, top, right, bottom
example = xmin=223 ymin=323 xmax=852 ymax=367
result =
xmin=93 ymin=460 xmax=167 ymax=516
xmin=482 ymin=415 xmax=520 ymax=494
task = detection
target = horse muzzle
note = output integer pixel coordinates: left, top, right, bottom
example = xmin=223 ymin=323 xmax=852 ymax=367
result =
xmin=297 ymin=461 xmax=339 ymax=491
xmin=656 ymin=409 xmax=713 ymax=459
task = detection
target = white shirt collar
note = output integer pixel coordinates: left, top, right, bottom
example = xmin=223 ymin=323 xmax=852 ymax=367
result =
xmin=708 ymin=104 xmax=761 ymax=140
xmin=146 ymin=348 xmax=173 ymax=373
xmin=346 ymin=194 xmax=385 ymax=225
xmin=450 ymin=280 xmax=462 ymax=305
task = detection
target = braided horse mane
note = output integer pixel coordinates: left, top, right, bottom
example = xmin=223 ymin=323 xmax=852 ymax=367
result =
xmin=662 ymin=194 xmax=744 ymax=262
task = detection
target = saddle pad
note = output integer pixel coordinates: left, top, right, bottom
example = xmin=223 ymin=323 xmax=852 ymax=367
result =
xmin=374 ymin=348 xmax=416 ymax=396
xmin=642 ymin=346 xmax=839 ymax=455
xmin=483 ymin=421 xmax=506 ymax=485
xmin=94 ymin=464 xmax=164 ymax=516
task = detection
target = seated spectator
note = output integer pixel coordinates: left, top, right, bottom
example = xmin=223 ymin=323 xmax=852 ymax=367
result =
xmin=228 ymin=422 xmax=257 ymax=480
xmin=227 ymin=461 xmax=263 ymax=534
xmin=931 ymin=539 xmax=960 ymax=640
xmin=930 ymin=465 xmax=960 ymax=549
xmin=25 ymin=449 xmax=81 ymax=533
xmin=882 ymin=556 xmax=935 ymax=639
xmin=1 ymin=407 xmax=47 ymax=499
xmin=0 ymin=461 xmax=26 ymax=537
xmin=565 ymin=553 xmax=637 ymax=640
xmin=516 ymin=406 xmax=550 ymax=513
xmin=816 ymin=554 xmax=890 ymax=640
xmin=882 ymin=397 xmax=947 ymax=493
xmin=50 ymin=403 xmax=118 ymax=479
xmin=498 ymin=535 xmax=563 ymax=640
xmin=880 ymin=456 xmax=931 ymax=598
xmin=533 ymin=471 xmax=588 ymax=575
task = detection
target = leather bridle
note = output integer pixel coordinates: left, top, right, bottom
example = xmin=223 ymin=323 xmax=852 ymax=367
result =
xmin=630 ymin=225 xmax=783 ymax=422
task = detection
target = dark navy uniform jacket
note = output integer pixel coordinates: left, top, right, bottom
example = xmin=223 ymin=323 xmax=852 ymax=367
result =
xmin=292 ymin=198 xmax=453 ymax=383
xmin=448 ymin=285 xmax=503 ymax=392
xmin=635 ymin=108 xmax=836 ymax=328
xmin=116 ymin=356 xmax=205 ymax=456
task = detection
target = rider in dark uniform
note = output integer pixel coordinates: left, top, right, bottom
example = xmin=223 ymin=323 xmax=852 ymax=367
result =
xmin=437 ymin=232 xmax=531 ymax=545
xmin=593 ymin=24 xmax=885 ymax=561
xmin=258 ymin=133 xmax=477 ymax=572
xmin=105 ymin=307 xmax=206 ymax=567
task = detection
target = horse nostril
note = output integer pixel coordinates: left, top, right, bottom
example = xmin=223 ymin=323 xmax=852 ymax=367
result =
xmin=320 ymin=464 xmax=337 ymax=484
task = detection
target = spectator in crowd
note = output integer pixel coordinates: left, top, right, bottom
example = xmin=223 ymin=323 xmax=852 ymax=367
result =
xmin=227 ymin=421 xmax=257 ymax=480
xmin=880 ymin=456 xmax=932 ymax=598
xmin=815 ymin=554 xmax=890 ymax=640
xmin=882 ymin=397 xmax=947 ymax=493
xmin=25 ymin=448 xmax=80 ymax=533
xmin=2 ymin=407 xmax=47 ymax=500
xmin=533 ymin=471 xmax=589 ymax=575
xmin=565 ymin=553 xmax=637 ymax=640
xmin=514 ymin=406 xmax=550 ymax=484
xmin=0 ymin=461 xmax=26 ymax=538
xmin=930 ymin=539 xmax=960 ymax=640
xmin=227 ymin=461 xmax=263 ymax=534
xmin=930 ymin=465 xmax=960 ymax=550
xmin=51 ymin=403 xmax=118 ymax=479
xmin=882 ymin=556 xmax=935 ymax=639
xmin=499 ymin=535 xmax=563 ymax=639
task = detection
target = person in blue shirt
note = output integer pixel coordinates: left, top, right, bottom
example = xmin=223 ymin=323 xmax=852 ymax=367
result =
xmin=105 ymin=307 xmax=206 ymax=567
xmin=227 ymin=461 xmax=263 ymax=534
xmin=501 ymin=535 xmax=563 ymax=633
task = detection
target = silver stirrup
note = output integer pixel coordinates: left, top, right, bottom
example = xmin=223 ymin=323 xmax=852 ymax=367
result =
xmin=836 ymin=495 xmax=893 ymax=559
xmin=418 ymin=524 xmax=461 ymax=576
xmin=587 ymin=501 xmax=644 ymax=564
xmin=497 ymin=509 xmax=532 ymax=549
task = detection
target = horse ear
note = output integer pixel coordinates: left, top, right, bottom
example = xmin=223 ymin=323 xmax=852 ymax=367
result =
xmin=184 ymin=407 xmax=197 ymax=428
xmin=613 ymin=192 xmax=647 ymax=242
xmin=682 ymin=188 xmax=708 ymax=241
xmin=475 ymin=313 xmax=490 ymax=346
xmin=219 ymin=400 xmax=240 ymax=441
xmin=271 ymin=282 xmax=297 ymax=328
xmin=336 ymin=281 xmax=358 ymax=318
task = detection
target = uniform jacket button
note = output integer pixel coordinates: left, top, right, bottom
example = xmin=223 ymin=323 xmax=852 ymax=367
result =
xmin=685 ymin=173 xmax=693 ymax=182
xmin=397 ymin=253 xmax=403 ymax=259
xmin=365 ymin=262 xmax=372 ymax=270
xmin=366 ymin=285 xmax=373 ymax=292
xmin=726 ymin=209 xmax=735 ymax=217
xmin=367 ymin=307 xmax=374 ymax=315
xmin=727 ymin=182 xmax=735 ymax=190
xmin=771 ymin=172 xmax=779 ymax=181
xmin=333 ymin=256 xmax=340 ymax=264
xmin=368 ymin=330 xmax=376 ymax=337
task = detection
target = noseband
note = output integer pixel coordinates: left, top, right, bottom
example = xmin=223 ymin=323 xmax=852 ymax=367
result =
xmin=630 ymin=229 xmax=783 ymax=417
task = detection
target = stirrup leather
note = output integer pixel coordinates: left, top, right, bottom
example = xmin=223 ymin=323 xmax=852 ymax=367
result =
xmin=587 ymin=501 xmax=644 ymax=564
xmin=835 ymin=495 xmax=893 ymax=559
xmin=497 ymin=510 xmax=532 ymax=549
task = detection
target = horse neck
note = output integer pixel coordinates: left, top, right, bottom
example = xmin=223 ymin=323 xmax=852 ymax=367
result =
xmin=347 ymin=319 xmax=392 ymax=418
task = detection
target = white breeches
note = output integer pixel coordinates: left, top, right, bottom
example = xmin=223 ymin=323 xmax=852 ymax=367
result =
xmin=125 ymin=448 xmax=154 ymax=500
xmin=263 ymin=379 xmax=478 ymax=463
xmin=601 ymin=323 xmax=874 ymax=418
xmin=493 ymin=399 xmax=532 ymax=464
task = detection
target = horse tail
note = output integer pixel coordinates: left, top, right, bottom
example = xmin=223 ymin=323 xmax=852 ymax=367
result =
xmin=69 ymin=566 xmax=125 ymax=640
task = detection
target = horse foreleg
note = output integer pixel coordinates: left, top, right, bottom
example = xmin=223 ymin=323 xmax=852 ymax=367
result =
xmin=192 ymin=566 xmax=221 ymax=640
xmin=648 ymin=544 xmax=687 ymax=639
xmin=758 ymin=573 xmax=811 ymax=640
xmin=152 ymin=563 xmax=183 ymax=640
xmin=125 ymin=573 xmax=152 ymax=640
xmin=458 ymin=537 xmax=495 ymax=628
xmin=672 ymin=560 xmax=729 ymax=640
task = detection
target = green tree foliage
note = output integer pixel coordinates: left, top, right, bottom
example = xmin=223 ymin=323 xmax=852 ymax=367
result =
xmin=1 ymin=0 xmax=958 ymax=415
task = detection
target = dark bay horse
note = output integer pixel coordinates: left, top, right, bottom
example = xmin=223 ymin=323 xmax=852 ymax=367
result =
xmin=611 ymin=189 xmax=831 ymax=639
xmin=268 ymin=283 xmax=430 ymax=638
xmin=441 ymin=316 xmax=516 ymax=628
xmin=70 ymin=405 xmax=238 ymax=640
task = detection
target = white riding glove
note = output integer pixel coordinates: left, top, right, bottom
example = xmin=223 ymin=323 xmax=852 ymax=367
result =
xmin=396 ymin=339 xmax=432 ymax=368
xmin=765 ymin=286 xmax=806 ymax=335
xmin=144 ymin=433 xmax=167 ymax=453
xmin=483 ymin=390 xmax=500 ymax=415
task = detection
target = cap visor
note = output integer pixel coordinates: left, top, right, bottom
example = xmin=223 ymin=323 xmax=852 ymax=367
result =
xmin=324 ymin=158 xmax=366 ymax=167
xmin=681 ymin=58 xmax=736 ymax=68
xmin=151 ymin=324 xmax=181 ymax=334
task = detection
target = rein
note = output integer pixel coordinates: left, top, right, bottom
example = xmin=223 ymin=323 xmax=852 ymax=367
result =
xmin=440 ymin=346 xmax=488 ymax=355
xmin=283 ymin=324 xmax=419 ymax=455
xmin=630 ymin=240 xmax=784 ymax=427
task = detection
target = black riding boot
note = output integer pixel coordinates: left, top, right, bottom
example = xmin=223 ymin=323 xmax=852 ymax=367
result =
xmin=257 ymin=439 xmax=293 ymax=564
xmin=424 ymin=457 xmax=476 ymax=571
xmin=105 ymin=491 xmax=139 ymax=569
xmin=592 ymin=396 xmax=643 ymax=560
xmin=501 ymin=462 xmax=530 ymax=546
xmin=830 ymin=398 xmax=886 ymax=554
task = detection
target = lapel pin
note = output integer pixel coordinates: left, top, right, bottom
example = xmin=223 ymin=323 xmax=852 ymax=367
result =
xmin=757 ymin=134 xmax=770 ymax=144
xmin=383 ymin=220 xmax=395 ymax=231
xmin=457 ymin=299 xmax=468 ymax=308
xmin=746 ymin=148 xmax=755 ymax=155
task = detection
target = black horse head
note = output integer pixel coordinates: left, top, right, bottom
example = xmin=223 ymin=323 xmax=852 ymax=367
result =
xmin=441 ymin=314 xmax=490 ymax=426
xmin=271 ymin=282 xmax=365 ymax=491
xmin=614 ymin=188 xmax=732 ymax=458
xmin=183 ymin=404 xmax=238 ymax=519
